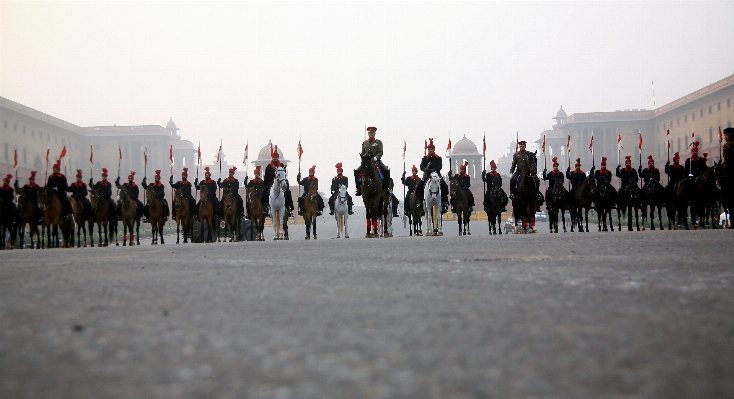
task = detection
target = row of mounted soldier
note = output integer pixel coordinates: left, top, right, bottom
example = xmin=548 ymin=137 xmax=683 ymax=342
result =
xmin=1 ymin=127 xmax=732 ymax=248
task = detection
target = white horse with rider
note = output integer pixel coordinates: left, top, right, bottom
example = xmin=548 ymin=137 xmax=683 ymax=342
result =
xmin=334 ymin=184 xmax=349 ymax=238
xmin=269 ymin=166 xmax=289 ymax=240
xmin=424 ymin=172 xmax=443 ymax=236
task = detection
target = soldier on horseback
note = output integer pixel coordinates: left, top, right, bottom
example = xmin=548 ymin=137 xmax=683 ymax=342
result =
xmin=639 ymin=155 xmax=660 ymax=191
xmin=614 ymin=156 xmax=638 ymax=193
xmin=261 ymin=150 xmax=294 ymax=215
xmin=244 ymin=166 xmax=265 ymax=219
xmin=67 ymin=169 xmax=93 ymax=221
xmin=355 ymin=127 xmax=391 ymax=197
xmin=89 ymin=168 xmax=117 ymax=212
xmin=297 ymin=165 xmax=325 ymax=216
xmin=115 ymin=171 xmax=144 ymax=219
xmin=482 ymin=160 xmax=508 ymax=212
xmin=218 ymin=166 xmax=244 ymax=217
xmin=142 ymin=170 xmax=170 ymax=221
xmin=686 ymin=142 xmax=707 ymax=179
xmin=542 ymin=157 xmax=565 ymax=198
xmin=448 ymin=161 xmax=475 ymax=212
xmin=47 ymin=161 xmax=73 ymax=220
xmin=14 ymin=171 xmax=40 ymax=207
xmin=0 ymin=174 xmax=17 ymax=214
xmin=402 ymin=165 xmax=422 ymax=214
xmin=416 ymin=138 xmax=449 ymax=214
xmin=329 ymin=163 xmax=353 ymax=216
xmin=566 ymin=158 xmax=586 ymax=198
xmin=665 ymin=152 xmax=686 ymax=188
xmin=509 ymin=141 xmax=538 ymax=197
xmin=195 ymin=166 xmax=220 ymax=216
xmin=169 ymin=167 xmax=196 ymax=220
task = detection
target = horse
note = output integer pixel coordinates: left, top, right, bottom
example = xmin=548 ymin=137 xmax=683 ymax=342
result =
xmin=15 ymin=187 xmax=41 ymax=249
xmin=145 ymin=187 xmax=165 ymax=245
xmin=70 ymin=197 xmax=93 ymax=247
xmin=333 ymin=184 xmax=349 ymax=238
xmin=301 ymin=181 xmax=320 ymax=240
xmin=592 ymin=178 xmax=616 ymax=232
xmin=689 ymin=167 xmax=718 ymax=229
xmin=618 ymin=177 xmax=642 ymax=231
xmin=269 ymin=166 xmax=290 ymax=240
xmin=408 ymin=186 xmax=424 ymax=236
xmin=640 ymin=174 xmax=666 ymax=231
xmin=359 ymin=152 xmax=390 ymax=238
xmin=714 ymin=162 xmax=733 ymax=228
xmin=449 ymin=177 xmax=471 ymax=236
xmin=0 ymin=192 xmax=18 ymax=250
xmin=547 ymin=183 xmax=570 ymax=233
xmin=173 ymin=188 xmax=193 ymax=243
xmin=221 ymin=187 xmax=240 ymax=242
xmin=573 ymin=175 xmax=594 ymax=233
xmin=512 ymin=151 xmax=538 ymax=234
xmin=118 ymin=187 xmax=141 ymax=246
xmin=484 ymin=184 xmax=505 ymax=235
xmin=89 ymin=189 xmax=116 ymax=247
xmin=423 ymin=172 xmax=444 ymax=236
xmin=247 ymin=188 xmax=266 ymax=241
xmin=36 ymin=187 xmax=74 ymax=248
xmin=380 ymin=183 xmax=395 ymax=238
xmin=198 ymin=188 xmax=217 ymax=243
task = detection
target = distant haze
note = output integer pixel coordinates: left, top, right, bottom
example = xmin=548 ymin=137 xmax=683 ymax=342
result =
xmin=2 ymin=1 xmax=733 ymax=177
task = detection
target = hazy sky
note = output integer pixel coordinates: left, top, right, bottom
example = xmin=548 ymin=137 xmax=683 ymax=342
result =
xmin=2 ymin=1 xmax=733 ymax=178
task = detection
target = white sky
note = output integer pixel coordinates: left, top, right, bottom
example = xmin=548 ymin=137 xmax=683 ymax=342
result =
xmin=2 ymin=1 xmax=733 ymax=178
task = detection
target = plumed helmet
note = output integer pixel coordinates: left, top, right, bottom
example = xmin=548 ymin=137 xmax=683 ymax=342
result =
xmin=309 ymin=165 xmax=316 ymax=174
xmin=552 ymin=157 xmax=559 ymax=167
xmin=601 ymin=156 xmax=607 ymax=166
xmin=427 ymin=138 xmax=435 ymax=150
xmin=76 ymin=169 xmax=83 ymax=178
xmin=335 ymin=162 xmax=343 ymax=170
xmin=647 ymin=155 xmax=654 ymax=165
xmin=703 ymin=152 xmax=708 ymax=160
xmin=182 ymin=167 xmax=188 ymax=177
xmin=155 ymin=170 xmax=161 ymax=179
xmin=2 ymin=174 xmax=12 ymax=183
xmin=128 ymin=171 xmax=136 ymax=180
xmin=204 ymin=166 xmax=211 ymax=177
xmin=271 ymin=145 xmax=280 ymax=158
xmin=254 ymin=166 xmax=262 ymax=175
xmin=625 ymin=155 xmax=632 ymax=164
xmin=691 ymin=142 xmax=699 ymax=153
xmin=29 ymin=171 xmax=37 ymax=181
xmin=101 ymin=168 xmax=109 ymax=178
xmin=412 ymin=165 xmax=418 ymax=173
xmin=673 ymin=152 xmax=680 ymax=162
xmin=575 ymin=158 xmax=581 ymax=168
xmin=459 ymin=161 xmax=468 ymax=170
xmin=229 ymin=166 xmax=237 ymax=175
xmin=490 ymin=160 xmax=497 ymax=169
xmin=53 ymin=161 xmax=61 ymax=170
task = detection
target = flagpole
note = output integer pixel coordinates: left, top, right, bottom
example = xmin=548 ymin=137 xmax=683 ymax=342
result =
xmin=218 ymin=138 xmax=222 ymax=200
xmin=403 ymin=134 xmax=406 ymax=228
xmin=667 ymin=130 xmax=671 ymax=186
xmin=90 ymin=145 xmax=93 ymax=186
xmin=45 ymin=148 xmax=49 ymax=185
xmin=483 ymin=131 xmax=489 ymax=232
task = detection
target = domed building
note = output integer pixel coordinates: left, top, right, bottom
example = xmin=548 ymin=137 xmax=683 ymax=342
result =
xmin=251 ymin=139 xmax=290 ymax=170
xmin=449 ymin=135 xmax=483 ymax=178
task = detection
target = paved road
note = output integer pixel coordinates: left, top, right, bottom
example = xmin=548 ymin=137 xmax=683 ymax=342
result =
xmin=1 ymin=230 xmax=733 ymax=399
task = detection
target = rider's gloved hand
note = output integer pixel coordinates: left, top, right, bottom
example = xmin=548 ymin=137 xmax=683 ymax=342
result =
xmin=142 ymin=177 xmax=147 ymax=185
xmin=89 ymin=178 xmax=94 ymax=185
xmin=373 ymin=157 xmax=377 ymax=162
xmin=194 ymin=177 xmax=199 ymax=184
xmin=115 ymin=176 xmax=120 ymax=185
xmin=402 ymin=171 xmax=406 ymax=179
xmin=566 ymin=166 xmax=570 ymax=173
xmin=297 ymin=173 xmax=301 ymax=181
xmin=217 ymin=178 xmax=222 ymax=184
xmin=169 ymin=175 xmax=174 ymax=184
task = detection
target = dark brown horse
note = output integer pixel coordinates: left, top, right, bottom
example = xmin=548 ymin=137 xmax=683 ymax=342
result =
xmin=641 ymin=174 xmax=666 ymax=231
xmin=302 ymin=181 xmax=320 ymax=240
xmin=221 ymin=187 xmax=240 ymax=242
xmin=572 ymin=175 xmax=594 ymax=233
xmin=618 ymin=177 xmax=642 ymax=231
xmin=359 ymin=152 xmax=390 ymax=238
xmin=119 ymin=187 xmax=141 ymax=246
xmin=547 ymin=182 xmax=570 ymax=233
xmin=89 ymin=189 xmax=116 ymax=247
xmin=37 ymin=187 xmax=74 ymax=248
xmin=247 ymin=188 xmax=266 ymax=241
xmin=15 ymin=187 xmax=41 ymax=249
xmin=70 ymin=197 xmax=93 ymax=247
xmin=173 ymin=188 xmax=193 ymax=244
xmin=145 ymin=187 xmax=165 ymax=245
xmin=689 ymin=167 xmax=718 ymax=229
xmin=198 ymin=187 xmax=217 ymax=243
xmin=449 ymin=177 xmax=471 ymax=236
xmin=512 ymin=151 xmax=538 ymax=234
xmin=408 ymin=187 xmax=424 ymax=236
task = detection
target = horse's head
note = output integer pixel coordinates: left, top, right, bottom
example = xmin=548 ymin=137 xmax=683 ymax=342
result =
xmin=449 ymin=177 xmax=459 ymax=196
xmin=626 ymin=177 xmax=640 ymax=199
xmin=427 ymin=172 xmax=441 ymax=200
xmin=36 ymin=186 xmax=52 ymax=210
xmin=199 ymin=187 xmax=210 ymax=205
xmin=89 ymin=189 xmax=99 ymax=208
xmin=647 ymin=175 xmax=660 ymax=195
xmin=552 ymin=181 xmax=566 ymax=202
xmin=145 ymin=186 xmax=155 ymax=202
xmin=527 ymin=151 xmax=538 ymax=174
xmin=173 ymin=188 xmax=184 ymax=210
xmin=276 ymin=167 xmax=288 ymax=189
xmin=119 ymin=186 xmax=130 ymax=202
xmin=587 ymin=175 xmax=599 ymax=196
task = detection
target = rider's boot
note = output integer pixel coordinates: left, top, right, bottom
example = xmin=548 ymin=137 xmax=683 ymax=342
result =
xmin=355 ymin=181 xmax=362 ymax=196
xmin=348 ymin=204 xmax=354 ymax=215
xmin=329 ymin=204 xmax=335 ymax=215
xmin=143 ymin=205 xmax=150 ymax=223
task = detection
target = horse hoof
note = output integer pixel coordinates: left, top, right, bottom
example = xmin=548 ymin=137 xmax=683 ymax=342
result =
xmin=642 ymin=227 xmax=646 ymax=231
xmin=345 ymin=235 xmax=349 ymax=239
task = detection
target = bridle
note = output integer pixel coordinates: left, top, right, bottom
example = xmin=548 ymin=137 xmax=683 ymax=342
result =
xmin=337 ymin=185 xmax=348 ymax=205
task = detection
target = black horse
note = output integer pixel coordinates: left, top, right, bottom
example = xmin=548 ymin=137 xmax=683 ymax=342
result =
xmin=641 ymin=174 xmax=666 ymax=230
xmin=484 ymin=176 xmax=507 ymax=235
xmin=592 ymin=178 xmax=617 ymax=232
xmin=618 ymin=177 xmax=642 ymax=231
xmin=512 ymin=151 xmax=539 ymax=233
xmin=546 ymin=182 xmax=569 ymax=233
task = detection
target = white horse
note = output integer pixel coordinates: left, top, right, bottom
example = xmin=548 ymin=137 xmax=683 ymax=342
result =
xmin=269 ymin=167 xmax=289 ymax=240
xmin=424 ymin=172 xmax=443 ymax=236
xmin=334 ymin=184 xmax=349 ymax=239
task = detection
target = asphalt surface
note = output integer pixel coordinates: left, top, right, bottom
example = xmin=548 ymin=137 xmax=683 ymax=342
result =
xmin=1 ymin=229 xmax=733 ymax=399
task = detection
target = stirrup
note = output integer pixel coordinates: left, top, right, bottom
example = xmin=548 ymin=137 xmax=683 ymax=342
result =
xmin=348 ymin=210 xmax=354 ymax=215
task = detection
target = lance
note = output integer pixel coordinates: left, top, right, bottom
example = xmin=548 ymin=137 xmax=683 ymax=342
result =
xmin=143 ymin=143 xmax=147 ymax=207
xmin=667 ymin=129 xmax=671 ymax=185
xmin=639 ymin=133 xmax=642 ymax=189
xmin=90 ymin=145 xmax=94 ymax=186
xmin=483 ymin=131 xmax=489 ymax=232
xmin=719 ymin=126 xmax=723 ymax=164
xmin=44 ymin=148 xmax=50 ymax=184
xmin=542 ymin=134 xmax=547 ymax=194
xmin=218 ymin=138 xmax=223 ymax=200
xmin=567 ymin=135 xmax=571 ymax=190
xmin=403 ymin=135 xmax=406 ymax=228
xmin=117 ymin=144 xmax=122 ymax=196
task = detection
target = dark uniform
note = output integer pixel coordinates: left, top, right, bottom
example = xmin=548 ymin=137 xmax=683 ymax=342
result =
xmin=115 ymin=177 xmax=144 ymax=218
xmin=401 ymin=170 xmax=422 ymax=214
xmin=14 ymin=179 xmax=41 ymax=205
xmin=298 ymin=175 xmax=325 ymax=215
xmin=47 ymin=171 xmax=73 ymax=217
xmin=664 ymin=160 xmax=686 ymax=187
xmin=448 ymin=169 xmax=475 ymax=209
xmin=566 ymin=167 xmax=586 ymax=197
xmin=244 ymin=174 xmax=265 ymax=217
xmin=329 ymin=174 xmax=353 ymax=215
xmin=67 ymin=179 xmax=94 ymax=220
xmin=639 ymin=165 xmax=661 ymax=189
xmin=218 ymin=176 xmax=243 ymax=216
xmin=685 ymin=156 xmax=707 ymax=179
xmin=542 ymin=169 xmax=565 ymax=198
xmin=89 ymin=178 xmax=117 ymax=212
xmin=615 ymin=164 xmax=638 ymax=194
xmin=142 ymin=177 xmax=170 ymax=219
xmin=169 ymin=174 xmax=196 ymax=220
xmin=0 ymin=178 xmax=17 ymax=217
xmin=355 ymin=130 xmax=390 ymax=196
xmin=482 ymin=169 xmax=508 ymax=210
xmin=417 ymin=151 xmax=449 ymax=213
xmin=195 ymin=177 xmax=220 ymax=216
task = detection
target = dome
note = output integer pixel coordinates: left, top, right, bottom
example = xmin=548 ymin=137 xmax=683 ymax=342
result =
xmin=452 ymin=135 xmax=479 ymax=155
xmin=556 ymin=106 xmax=567 ymax=118
xmin=256 ymin=140 xmax=284 ymax=160
xmin=166 ymin=117 xmax=178 ymax=130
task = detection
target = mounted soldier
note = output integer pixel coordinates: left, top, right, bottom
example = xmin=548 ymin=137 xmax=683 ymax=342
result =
xmin=355 ymin=126 xmax=391 ymax=197
xmin=542 ymin=157 xmax=565 ymax=198
xmin=402 ymin=164 xmax=422 ymax=214
xmin=448 ymin=161 xmax=475 ymax=212
xmin=639 ymin=155 xmax=661 ymax=191
xmin=14 ymin=171 xmax=41 ymax=206
xmin=245 ymin=166 xmax=265 ymax=193
xmin=297 ymin=165 xmax=325 ymax=216
xmin=686 ymin=142 xmax=707 ymax=179
xmin=142 ymin=170 xmax=170 ymax=221
xmin=47 ymin=161 xmax=73 ymax=219
xmin=590 ymin=156 xmax=613 ymax=186
xmin=169 ymin=167 xmax=196 ymax=220
xmin=613 ymin=155 xmax=638 ymax=194
xmin=509 ymin=140 xmax=542 ymax=211
xmin=195 ymin=166 xmax=220 ymax=216
xmin=0 ymin=174 xmax=17 ymax=215
xmin=115 ymin=171 xmax=143 ymax=220
xmin=89 ymin=168 xmax=117 ymax=212
xmin=482 ymin=160 xmax=508 ymax=212
xmin=416 ymin=138 xmax=449 ymax=214
xmin=722 ymin=127 xmax=734 ymax=173
xmin=566 ymin=158 xmax=586 ymax=198
xmin=329 ymin=162 xmax=353 ymax=215
xmin=665 ymin=152 xmax=686 ymax=188
xmin=218 ymin=166 xmax=243 ymax=217
xmin=261 ymin=149 xmax=294 ymax=215
xmin=67 ymin=169 xmax=93 ymax=221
